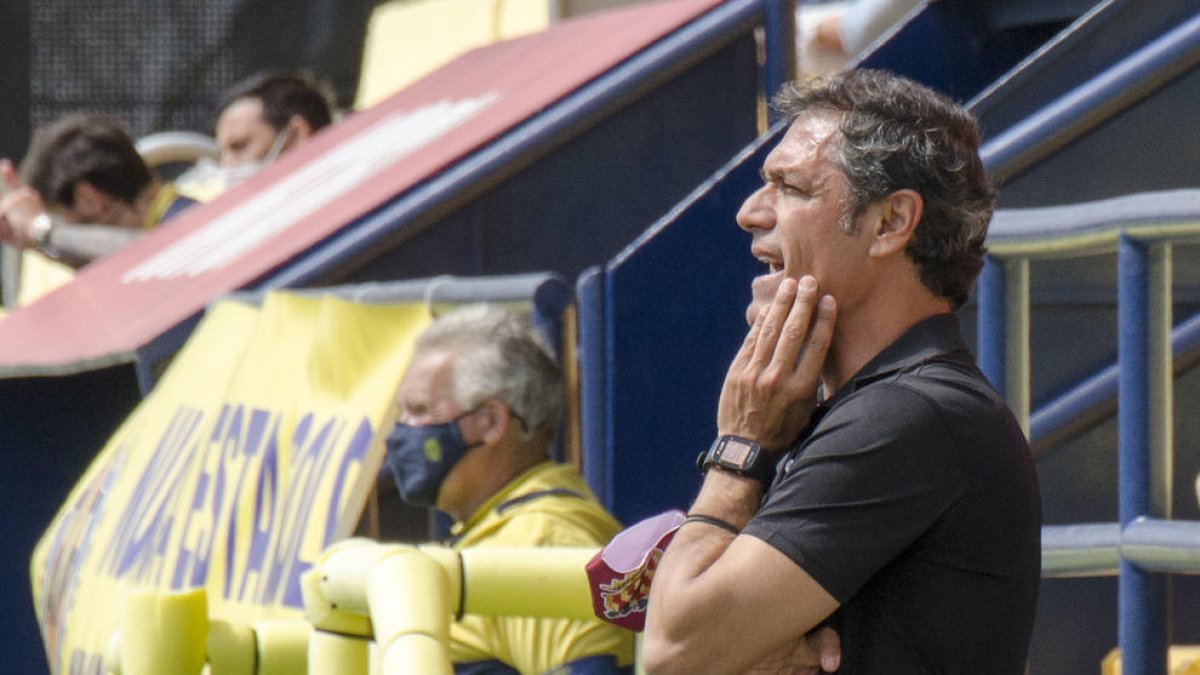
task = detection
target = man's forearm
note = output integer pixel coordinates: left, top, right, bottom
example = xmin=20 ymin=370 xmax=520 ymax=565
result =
xmin=644 ymin=469 xmax=837 ymax=675
xmin=687 ymin=468 xmax=763 ymax=529
xmin=46 ymin=222 xmax=142 ymax=268
xmin=642 ymin=471 xmax=764 ymax=673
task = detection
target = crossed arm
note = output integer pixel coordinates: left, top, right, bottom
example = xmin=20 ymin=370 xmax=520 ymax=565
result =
xmin=643 ymin=276 xmax=841 ymax=675
xmin=0 ymin=159 xmax=142 ymax=269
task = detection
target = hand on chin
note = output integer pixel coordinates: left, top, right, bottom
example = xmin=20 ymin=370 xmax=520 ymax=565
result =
xmin=748 ymin=271 xmax=785 ymax=325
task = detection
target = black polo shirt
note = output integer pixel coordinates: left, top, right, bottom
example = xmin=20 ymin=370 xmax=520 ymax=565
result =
xmin=742 ymin=313 xmax=1040 ymax=674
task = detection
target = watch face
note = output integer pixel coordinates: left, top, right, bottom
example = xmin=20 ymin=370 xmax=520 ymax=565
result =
xmin=721 ymin=437 xmax=754 ymax=467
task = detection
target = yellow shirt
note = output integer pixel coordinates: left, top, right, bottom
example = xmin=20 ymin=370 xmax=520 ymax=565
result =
xmin=448 ymin=461 xmax=634 ymax=674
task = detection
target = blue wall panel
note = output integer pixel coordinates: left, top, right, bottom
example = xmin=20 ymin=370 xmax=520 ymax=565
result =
xmin=305 ymin=34 xmax=761 ymax=289
xmin=971 ymin=0 xmax=1200 ymax=135
xmin=597 ymin=130 xmax=781 ymax=524
xmin=0 ymin=366 xmax=141 ymax=673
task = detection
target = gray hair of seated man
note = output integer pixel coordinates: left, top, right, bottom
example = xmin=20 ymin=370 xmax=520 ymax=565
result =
xmin=414 ymin=304 xmax=564 ymax=439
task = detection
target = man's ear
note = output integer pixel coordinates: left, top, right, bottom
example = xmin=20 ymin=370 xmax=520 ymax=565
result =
xmin=868 ymin=189 xmax=923 ymax=258
xmin=71 ymin=181 xmax=109 ymax=217
xmin=476 ymin=397 xmax=512 ymax=447
xmin=287 ymin=115 xmax=315 ymax=142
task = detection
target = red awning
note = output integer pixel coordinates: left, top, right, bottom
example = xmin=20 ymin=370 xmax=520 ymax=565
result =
xmin=0 ymin=0 xmax=722 ymax=374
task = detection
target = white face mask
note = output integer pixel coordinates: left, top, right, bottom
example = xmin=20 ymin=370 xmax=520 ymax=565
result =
xmin=221 ymin=126 xmax=292 ymax=187
xmin=214 ymin=159 xmax=269 ymax=189
xmin=181 ymin=126 xmax=294 ymax=195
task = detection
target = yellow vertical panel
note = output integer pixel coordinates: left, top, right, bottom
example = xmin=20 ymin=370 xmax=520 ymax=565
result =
xmin=496 ymin=0 xmax=550 ymax=38
xmin=17 ymin=250 xmax=75 ymax=307
xmin=118 ymin=588 xmax=209 ymax=675
xmin=356 ymin=0 xmax=550 ymax=108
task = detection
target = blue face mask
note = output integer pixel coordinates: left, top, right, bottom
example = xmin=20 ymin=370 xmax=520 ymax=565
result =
xmin=384 ymin=409 xmax=483 ymax=509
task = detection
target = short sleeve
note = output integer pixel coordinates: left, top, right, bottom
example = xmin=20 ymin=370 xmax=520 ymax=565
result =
xmin=741 ymin=382 xmax=965 ymax=603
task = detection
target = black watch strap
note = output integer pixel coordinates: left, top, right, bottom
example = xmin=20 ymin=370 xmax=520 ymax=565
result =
xmin=696 ymin=435 xmax=776 ymax=486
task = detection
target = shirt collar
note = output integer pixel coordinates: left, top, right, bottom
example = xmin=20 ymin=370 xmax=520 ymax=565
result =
xmin=824 ymin=312 xmax=970 ymax=407
xmin=450 ymin=460 xmax=557 ymax=538
xmin=143 ymin=182 xmax=178 ymax=229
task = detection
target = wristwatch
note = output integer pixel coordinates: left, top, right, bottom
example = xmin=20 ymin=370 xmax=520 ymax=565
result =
xmin=697 ymin=434 xmax=777 ymax=486
xmin=29 ymin=213 xmax=54 ymax=250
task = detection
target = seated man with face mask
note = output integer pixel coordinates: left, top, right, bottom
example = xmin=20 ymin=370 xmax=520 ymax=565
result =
xmin=177 ymin=71 xmax=336 ymax=199
xmin=384 ymin=304 xmax=634 ymax=675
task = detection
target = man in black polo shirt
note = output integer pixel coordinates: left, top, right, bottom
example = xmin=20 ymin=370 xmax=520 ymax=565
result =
xmin=643 ymin=69 xmax=1040 ymax=674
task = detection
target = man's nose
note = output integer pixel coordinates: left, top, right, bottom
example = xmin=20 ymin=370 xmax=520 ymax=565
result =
xmin=736 ymin=185 xmax=774 ymax=233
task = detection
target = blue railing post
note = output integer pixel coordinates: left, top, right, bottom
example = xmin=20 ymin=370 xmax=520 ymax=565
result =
xmin=1117 ymin=235 xmax=1172 ymax=675
xmin=761 ymin=0 xmax=796 ymax=123
xmin=978 ymin=256 xmax=1007 ymax=394
xmin=576 ymin=267 xmax=610 ymax=508
xmin=976 ymin=255 xmax=1030 ymax=433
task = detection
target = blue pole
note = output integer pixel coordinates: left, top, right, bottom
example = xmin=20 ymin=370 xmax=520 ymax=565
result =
xmin=1117 ymin=235 xmax=1169 ymax=675
xmin=977 ymin=256 xmax=1006 ymax=395
xmin=576 ymin=267 xmax=610 ymax=508
xmin=761 ymin=0 xmax=796 ymax=123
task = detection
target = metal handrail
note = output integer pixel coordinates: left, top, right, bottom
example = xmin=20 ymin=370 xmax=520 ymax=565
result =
xmin=977 ymin=188 xmax=1199 ymax=675
xmin=987 ymin=189 xmax=1200 ymax=257
xmin=979 ymin=12 xmax=1200 ymax=183
xmin=1042 ymin=518 xmax=1200 ymax=578
xmin=979 ymin=189 xmax=1200 ymax=451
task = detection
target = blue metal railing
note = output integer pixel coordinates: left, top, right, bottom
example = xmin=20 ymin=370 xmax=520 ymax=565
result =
xmin=979 ymin=189 xmax=1200 ymax=675
xmin=980 ymin=9 xmax=1200 ymax=183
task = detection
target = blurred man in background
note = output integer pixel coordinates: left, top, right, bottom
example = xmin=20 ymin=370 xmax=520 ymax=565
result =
xmin=385 ymin=304 xmax=635 ymax=674
xmin=215 ymin=71 xmax=336 ymax=175
xmin=0 ymin=113 xmax=196 ymax=299
xmin=173 ymin=71 xmax=338 ymax=201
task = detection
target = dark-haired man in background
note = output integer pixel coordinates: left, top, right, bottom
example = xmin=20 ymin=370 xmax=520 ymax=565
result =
xmin=0 ymin=113 xmax=195 ymax=271
xmin=214 ymin=71 xmax=336 ymax=179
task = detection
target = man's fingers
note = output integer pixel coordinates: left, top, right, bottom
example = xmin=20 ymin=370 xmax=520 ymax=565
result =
xmin=810 ymin=626 xmax=842 ymax=672
xmin=0 ymin=159 xmax=21 ymax=192
xmin=750 ymin=277 xmax=798 ymax=367
xmin=770 ymin=276 xmax=820 ymax=371
xmin=731 ymin=303 xmax=768 ymax=370
xmin=796 ymin=294 xmax=837 ymax=383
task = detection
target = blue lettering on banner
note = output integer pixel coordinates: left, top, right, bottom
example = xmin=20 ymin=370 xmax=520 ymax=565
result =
xmin=227 ymin=412 xmax=375 ymax=608
xmin=99 ymin=399 xmax=375 ymax=611
xmin=255 ymin=412 xmax=341 ymax=607
xmin=103 ymin=407 xmax=205 ymax=583
xmin=68 ymin=649 xmax=105 ymax=675
xmin=237 ymin=424 xmax=279 ymax=603
xmin=324 ymin=419 xmax=375 ymax=545
xmin=40 ymin=449 xmax=124 ymax=675
xmin=218 ymin=406 xmax=276 ymax=599
xmin=169 ymin=405 xmax=226 ymax=591
xmin=172 ymin=404 xmax=276 ymax=592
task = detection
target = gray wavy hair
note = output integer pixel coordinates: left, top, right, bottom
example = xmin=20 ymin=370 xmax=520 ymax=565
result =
xmin=415 ymin=304 xmax=564 ymax=437
xmin=774 ymin=69 xmax=996 ymax=309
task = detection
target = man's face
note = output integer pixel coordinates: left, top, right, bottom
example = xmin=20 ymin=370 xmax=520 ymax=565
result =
xmin=57 ymin=184 xmax=142 ymax=229
xmin=396 ymin=350 xmax=463 ymax=427
xmin=216 ymin=98 xmax=279 ymax=169
xmin=736 ymin=110 xmax=871 ymax=325
xmin=394 ymin=349 xmax=478 ymax=514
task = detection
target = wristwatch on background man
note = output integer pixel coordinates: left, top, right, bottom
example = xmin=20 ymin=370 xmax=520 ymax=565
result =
xmin=697 ymin=434 xmax=777 ymax=486
xmin=29 ymin=212 xmax=55 ymax=251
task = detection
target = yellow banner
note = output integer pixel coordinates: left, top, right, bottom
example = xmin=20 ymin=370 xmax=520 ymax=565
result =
xmin=30 ymin=291 xmax=431 ymax=674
